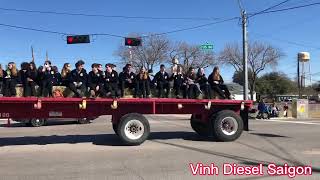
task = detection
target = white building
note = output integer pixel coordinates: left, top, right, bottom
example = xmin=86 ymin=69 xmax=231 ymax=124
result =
xmin=226 ymin=83 xmax=256 ymax=101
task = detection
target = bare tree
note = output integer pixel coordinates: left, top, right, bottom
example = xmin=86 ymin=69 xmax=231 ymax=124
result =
xmin=114 ymin=34 xmax=170 ymax=72
xmin=219 ymin=41 xmax=284 ymax=99
xmin=169 ymin=42 xmax=216 ymax=71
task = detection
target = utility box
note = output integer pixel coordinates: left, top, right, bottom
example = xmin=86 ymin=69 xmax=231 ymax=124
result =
xmin=292 ymin=99 xmax=309 ymax=119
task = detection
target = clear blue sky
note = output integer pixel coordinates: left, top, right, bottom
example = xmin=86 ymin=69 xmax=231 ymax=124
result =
xmin=0 ymin=0 xmax=319 ymax=83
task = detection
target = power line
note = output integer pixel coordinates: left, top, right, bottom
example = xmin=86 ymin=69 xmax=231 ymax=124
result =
xmin=251 ymin=32 xmax=320 ymax=51
xmin=0 ymin=23 xmax=125 ymax=38
xmin=249 ymin=0 xmax=292 ymax=17
xmin=0 ymin=23 xmax=67 ymax=35
xmin=0 ymin=16 xmax=239 ymax=38
xmin=250 ymin=2 xmax=320 ymax=17
xmin=146 ymin=17 xmax=239 ymax=37
xmin=0 ymin=7 xmax=220 ymax=21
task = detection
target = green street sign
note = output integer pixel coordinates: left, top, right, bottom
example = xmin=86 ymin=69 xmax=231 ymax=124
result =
xmin=200 ymin=44 xmax=213 ymax=50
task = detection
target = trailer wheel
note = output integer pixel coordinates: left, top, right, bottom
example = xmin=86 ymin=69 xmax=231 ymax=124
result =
xmin=211 ymin=110 xmax=243 ymax=142
xmin=117 ymin=113 xmax=150 ymax=145
xmin=30 ymin=118 xmax=46 ymax=127
xmin=190 ymin=115 xmax=209 ymax=137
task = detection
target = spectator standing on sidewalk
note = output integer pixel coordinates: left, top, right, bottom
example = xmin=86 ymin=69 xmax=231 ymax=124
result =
xmin=283 ymin=103 xmax=289 ymax=117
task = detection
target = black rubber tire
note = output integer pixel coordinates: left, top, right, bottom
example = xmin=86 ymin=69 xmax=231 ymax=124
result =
xmin=78 ymin=118 xmax=90 ymax=124
xmin=117 ymin=113 xmax=150 ymax=146
xmin=112 ymin=123 xmax=118 ymax=135
xmin=211 ymin=110 xmax=243 ymax=142
xmin=190 ymin=114 xmax=210 ymax=137
xmin=30 ymin=118 xmax=46 ymax=127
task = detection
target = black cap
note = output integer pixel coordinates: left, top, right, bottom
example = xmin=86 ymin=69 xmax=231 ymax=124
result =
xmin=106 ymin=63 xmax=116 ymax=68
xmin=75 ymin=60 xmax=85 ymax=67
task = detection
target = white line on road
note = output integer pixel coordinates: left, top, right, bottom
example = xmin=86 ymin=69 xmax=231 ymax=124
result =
xmin=254 ymin=119 xmax=320 ymax=125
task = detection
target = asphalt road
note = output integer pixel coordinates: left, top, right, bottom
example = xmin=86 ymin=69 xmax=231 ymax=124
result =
xmin=0 ymin=115 xmax=319 ymax=180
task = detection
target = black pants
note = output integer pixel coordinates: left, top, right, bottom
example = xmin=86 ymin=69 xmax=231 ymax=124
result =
xmin=90 ymin=83 xmax=106 ymax=97
xmin=200 ymin=83 xmax=212 ymax=99
xmin=120 ymin=81 xmax=135 ymax=97
xmin=23 ymin=81 xmax=37 ymax=97
xmin=0 ymin=81 xmax=3 ymax=95
xmin=188 ymin=84 xmax=200 ymax=99
xmin=3 ymin=80 xmax=17 ymax=97
xmin=41 ymin=80 xmax=53 ymax=97
xmin=135 ymin=80 xmax=150 ymax=98
xmin=173 ymin=83 xmax=187 ymax=98
xmin=157 ymin=81 xmax=170 ymax=98
xmin=69 ymin=83 xmax=86 ymax=98
xmin=105 ymin=83 xmax=119 ymax=98
xmin=211 ymin=84 xmax=231 ymax=99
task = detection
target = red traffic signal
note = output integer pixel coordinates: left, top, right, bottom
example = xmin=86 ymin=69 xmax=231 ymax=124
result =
xmin=125 ymin=37 xmax=142 ymax=46
xmin=67 ymin=35 xmax=90 ymax=44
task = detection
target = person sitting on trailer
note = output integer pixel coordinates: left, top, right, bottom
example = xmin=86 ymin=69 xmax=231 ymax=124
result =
xmin=153 ymin=64 xmax=170 ymax=98
xmin=20 ymin=62 xmax=38 ymax=97
xmin=3 ymin=62 xmax=19 ymax=97
xmin=186 ymin=67 xmax=201 ymax=99
xmin=170 ymin=65 xmax=187 ymax=99
xmin=61 ymin=63 xmax=71 ymax=86
xmin=19 ymin=62 xmax=29 ymax=97
xmin=51 ymin=66 xmax=62 ymax=86
xmin=68 ymin=60 xmax=88 ymax=98
xmin=208 ymin=66 xmax=231 ymax=99
xmin=119 ymin=64 xmax=135 ymax=97
xmin=196 ymin=67 xmax=212 ymax=99
xmin=40 ymin=60 xmax=55 ymax=97
xmin=88 ymin=63 xmax=106 ymax=98
xmin=0 ymin=64 xmax=4 ymax=96
xmin=97 ymin=64 xmax=103 ymax=72
xmin=104 ymin=63 xmax=119 ymax=98
xmin=135 ymin=66 xmax=151 ymax=98
xmin=25 ymin=62 xmax=38 ymax=97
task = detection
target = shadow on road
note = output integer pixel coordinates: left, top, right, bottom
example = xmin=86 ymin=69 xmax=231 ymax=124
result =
xmin=0 ymin=131 xmax=214 ymax=147
xmin=249 ymin=132 xmax=290 ymax=138
xmin=0 ymin=120 xmax=84 ymax=128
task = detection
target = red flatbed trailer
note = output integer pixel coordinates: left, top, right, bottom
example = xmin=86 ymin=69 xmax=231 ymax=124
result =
xmin=0 ymin=97 xmax=253 ymax=145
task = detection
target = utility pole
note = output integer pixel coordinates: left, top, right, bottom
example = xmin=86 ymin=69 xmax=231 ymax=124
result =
xmin=241 ymin=10 xmax=249 ymax=100
xmin=297 ymin=58 xmax=301 ymax=98
xmin=129 ymin=47 xmax=133 ymax=65
xmin=31 ymin=46 xmax=35 ymax=63
xmin=46 ymin=51 xmax=49 ymax=61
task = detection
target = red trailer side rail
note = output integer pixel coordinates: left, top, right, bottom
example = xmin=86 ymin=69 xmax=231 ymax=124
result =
xmin=0 ymin=97 xmax=253 ymax=145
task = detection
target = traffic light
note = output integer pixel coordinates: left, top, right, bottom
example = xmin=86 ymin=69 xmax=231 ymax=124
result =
xmin=67 ymin=35 xmax=90 ymax=44
xmin=125 ymin=37 xmax=142 ymax=46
